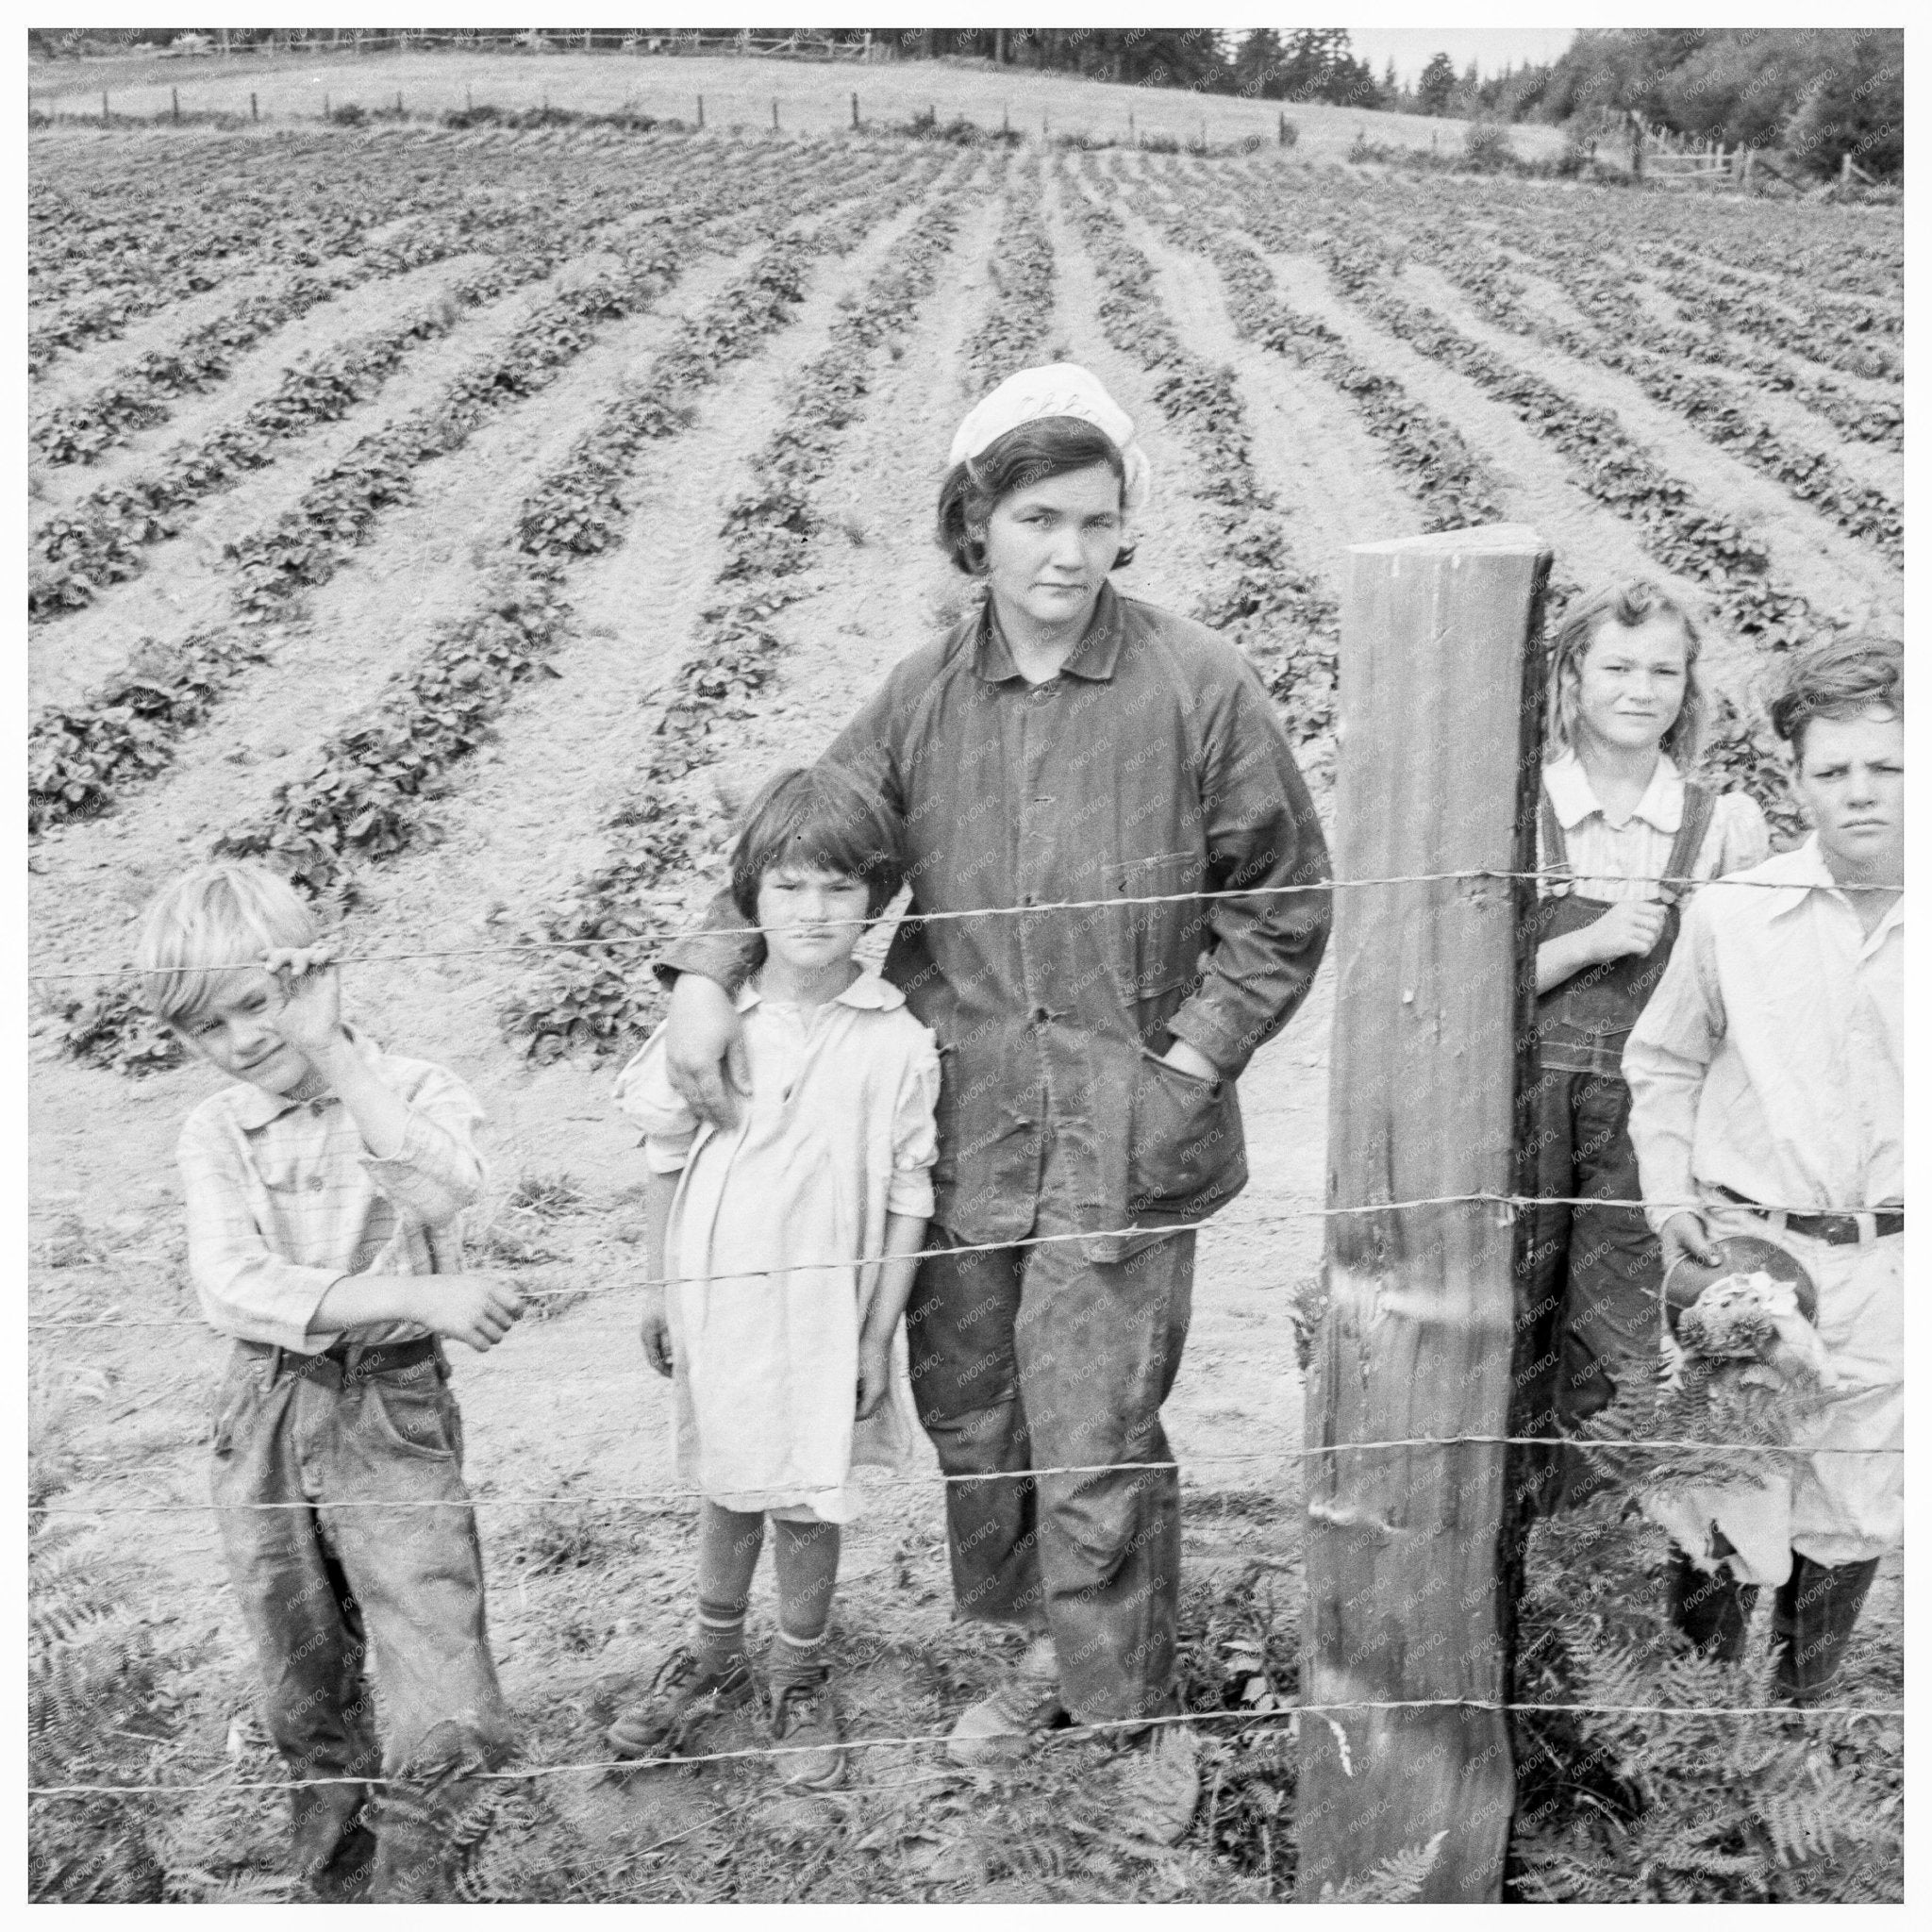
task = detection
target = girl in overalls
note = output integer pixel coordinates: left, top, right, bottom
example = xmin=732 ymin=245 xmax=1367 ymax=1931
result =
xmin=1520 ymin=581 xmax=1769 ymax=1514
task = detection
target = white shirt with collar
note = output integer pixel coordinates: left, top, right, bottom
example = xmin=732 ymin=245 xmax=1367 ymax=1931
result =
xmin=1539 ymin=749 xmax=1769 ymax=902
xmin=1623 ymin=835 xmax=1904 ymax=1226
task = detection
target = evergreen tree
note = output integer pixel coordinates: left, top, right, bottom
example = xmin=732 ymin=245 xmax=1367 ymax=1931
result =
xmin=1417 ymin=51 xmax=1457 ymax=116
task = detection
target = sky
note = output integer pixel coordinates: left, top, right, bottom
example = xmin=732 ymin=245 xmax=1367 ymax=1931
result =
xmin=1335 ymin=28 xmax=1580 ymax=87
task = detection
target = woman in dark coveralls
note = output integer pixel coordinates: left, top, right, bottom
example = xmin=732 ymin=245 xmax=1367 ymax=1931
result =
xmin=655 ymin=364 xmax=1332 ymax=1841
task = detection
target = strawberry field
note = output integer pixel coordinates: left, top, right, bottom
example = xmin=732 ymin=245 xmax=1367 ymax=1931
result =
xmin=28 ymin=108 xmax=1904 ymax=1903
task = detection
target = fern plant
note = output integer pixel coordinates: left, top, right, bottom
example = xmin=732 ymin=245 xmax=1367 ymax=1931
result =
xmin=1511 ymin=1511 xmax=1902 ymax=1902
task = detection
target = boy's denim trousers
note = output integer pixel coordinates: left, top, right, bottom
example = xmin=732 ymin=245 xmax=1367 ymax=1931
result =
xmin=209 ymin=1340 xmax=512 ymax=1899
xmin=906 ymin=1166 xmax=1195 ymax=1725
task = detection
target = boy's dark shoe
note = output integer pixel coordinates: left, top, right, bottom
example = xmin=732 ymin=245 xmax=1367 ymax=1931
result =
xmin=366 ymin=1788 xmax=456 ymax=1903
xmin=1666 ymin=1552 xmax=1758 ymax=1661
xmin=771 ymin=1674 xmax=846 ymax=1790
xmin=291 ymin=1780 xmax=375 ymax=1902
xmin=1773 ymin=1553 xmax=1878 ymax=1707
xmin=608 ymin=1647 xmax=758 ymax=1762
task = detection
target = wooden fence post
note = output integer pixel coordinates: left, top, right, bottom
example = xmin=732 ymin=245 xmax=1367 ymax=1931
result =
xmin=251 ymin=92 xmax=258 ymax=122
xmin=772 ymin=97 xmax=779 ymax=131
xmin=851 ymin=90 xmax=858 ymax=128
xmin=101 ymin=89 xmax=109 ymax=125
xmin=172 ymin=86 xmax=180 ymax=122
xmin=1299 ymin=524 xmax=1552 ymax=1904
xmin=696 ymin=93 xmax=705 ymax=128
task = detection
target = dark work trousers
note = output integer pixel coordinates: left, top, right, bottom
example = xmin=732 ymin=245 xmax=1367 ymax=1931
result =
xmin=1518 ymin=1064 xmax=1663 ymax=1515
xmin=905 ymin=1161 xmax=1195 ymax=1724
xmin=209 ymin=1342 xmax=512 ymax=1902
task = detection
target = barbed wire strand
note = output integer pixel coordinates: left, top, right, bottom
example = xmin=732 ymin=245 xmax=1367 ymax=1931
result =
xmin=25 ymin=863 xmax=1902 ymax=986
xmin=30 ymin=1423 xmax=1902 ymax=1520
xmin=27 ymin=1692 xmax=1906 ymax=1803
xmin=26 ymin=1189 xmax=1905 ymax=1332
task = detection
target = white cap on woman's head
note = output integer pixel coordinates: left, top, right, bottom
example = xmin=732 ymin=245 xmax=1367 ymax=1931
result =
xmin=947 ymin=361 xmax=1153 ymax=513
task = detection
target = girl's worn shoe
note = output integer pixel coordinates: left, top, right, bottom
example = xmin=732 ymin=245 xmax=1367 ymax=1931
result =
xmin=607 ymin=1647 xmax=758 ymax=1761
xmin=770 ymin=1674 xmax=846 ymax=1790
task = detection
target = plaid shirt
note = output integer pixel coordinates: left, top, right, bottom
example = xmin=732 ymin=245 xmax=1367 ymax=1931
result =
xmin=175 ymin=1028 xmax=486 ymax=1352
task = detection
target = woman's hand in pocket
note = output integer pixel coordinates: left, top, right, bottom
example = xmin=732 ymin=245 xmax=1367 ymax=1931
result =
xmin=1160 ymin=1037 xmax=1220 ymax=1083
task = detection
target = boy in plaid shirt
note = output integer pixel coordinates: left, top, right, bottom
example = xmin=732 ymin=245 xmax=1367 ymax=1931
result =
xmin=139 ymin=863 xmax=524 ymax=1902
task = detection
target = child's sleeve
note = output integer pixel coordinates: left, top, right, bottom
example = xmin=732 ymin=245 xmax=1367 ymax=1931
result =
xmin=363 ymin=1060 xmax=486 ymax=1229
xmin=1623 ymin=896 xmax=1727 ymax=1232
xmin=1712 ymin=791 xmax=1772 ymax=875
xmin=887 ymin=1031 xmax=941 ymax=1219
xmin=177 ymin=1111 xmax=348 ymax=1350
xmin=614 ymin=1025 xmax=701 ymax=1174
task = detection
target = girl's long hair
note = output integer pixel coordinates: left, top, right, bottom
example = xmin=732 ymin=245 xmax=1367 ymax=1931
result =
xmin=1543 ymin=579 xmax=1707 ymax=766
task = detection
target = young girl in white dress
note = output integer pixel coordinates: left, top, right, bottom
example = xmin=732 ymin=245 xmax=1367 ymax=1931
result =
xmin=606 ymin=766 xmax=940 ymax=1789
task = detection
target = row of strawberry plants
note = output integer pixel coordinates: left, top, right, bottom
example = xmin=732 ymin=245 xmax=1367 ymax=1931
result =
xmin=28 ymin=157 xmax=739 ymax=603
xmin=27 ymin=130 xmax=487 ymax=368
xmin=1645 ymin=239 xmax=1900 ymax=340
xmin=1503 ymin=232 xmax=1903 ymax=453
xmin=1645 ymin=266 xmax=1900 ymax=387
xmin=1349 ymin=192 xmax=1904 ymax=566
xmin=24 ymin=149 xmax=837 ymax=833
xmin=1059 ymin=157 xmax=1339 ymax=751
xmin=1218 ymin=174 xmax=1824 ymax=655
xmin=1364 ymin=175 xmax=1904 ymax=453
xmin=216 ymin=142 xmax=882 ymax=625
xmin=210 ymin=231 xmax=834 ymax=900
xmin=959 ymin=153 xmax=1055 ymax=387
xmin=31 ymin=201 xmax=522 ymax=466
xmin=195 ymin=149 xmax=950 ymax=896
xmin=1138 ymin=167 xmax=1507 ymax=541
xmin=1208 ymin=171 xmax=1821 ymax=838
xmin=1380 ymin=174 xmax=1906 ymax=449
xmin=45 ymin=196 xmax=893 ymax=1078
xmin=501 ymin=172 xmax=978 ymax=1062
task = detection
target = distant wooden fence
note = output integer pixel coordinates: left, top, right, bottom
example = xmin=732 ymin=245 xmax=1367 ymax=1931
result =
xmin=42 ymin=28 xmax=893 ymax=61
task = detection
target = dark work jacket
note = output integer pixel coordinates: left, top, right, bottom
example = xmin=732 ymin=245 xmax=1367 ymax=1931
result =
xmin=658 ymin=583 xmax=1333 ymax=1257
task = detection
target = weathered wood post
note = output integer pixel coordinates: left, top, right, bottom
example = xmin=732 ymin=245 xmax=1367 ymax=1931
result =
xmin=1299 ymin=525 xmax=1551 ymax=1904
xmin=851 ymin=90 xmax=859 ymax=128
xmin=251 ymin=92 xmax=258 ymax=122
xmin=172 ymin=86 xmax=180 ymax=122
xmin=696 ymin=93 xmax=705 ymax=128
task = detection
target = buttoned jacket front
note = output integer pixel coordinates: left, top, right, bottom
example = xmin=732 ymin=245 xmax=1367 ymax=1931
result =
xmin=661 ymin=584 xmax=1332 ymax=1253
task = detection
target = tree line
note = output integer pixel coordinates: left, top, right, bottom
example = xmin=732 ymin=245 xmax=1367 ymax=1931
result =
xmin=28 ymin=25 xmax=1901 ymax=177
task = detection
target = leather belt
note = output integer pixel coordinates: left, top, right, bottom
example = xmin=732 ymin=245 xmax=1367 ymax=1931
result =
xmin=1715 ymin=1184 xmax=1903 ymax=1246
xmin=245 ymin=1334 xmax=441 ymax=1388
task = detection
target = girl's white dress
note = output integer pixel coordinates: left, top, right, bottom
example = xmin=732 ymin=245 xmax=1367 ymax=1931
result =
xmin=614 ymin=973 xmax=941 ymax=1524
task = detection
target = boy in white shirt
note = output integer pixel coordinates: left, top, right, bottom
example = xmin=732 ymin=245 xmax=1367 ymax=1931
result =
xmin=1624 ymin=636 xmax=1903 ymax=1703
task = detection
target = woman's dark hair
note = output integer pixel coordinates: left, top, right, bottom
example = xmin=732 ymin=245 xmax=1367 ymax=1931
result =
xmin=935 ymin=416 xmax=1136 ymax=577
xmin=729 ymin=765 xmax=906 ymax=922
xmin=1769 ymin=633 xmax=1904 ymax=758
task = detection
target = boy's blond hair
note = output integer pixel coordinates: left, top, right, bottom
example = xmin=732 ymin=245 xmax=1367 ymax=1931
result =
xmin=136 ymin=863 xmax=317 ymax=1028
